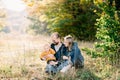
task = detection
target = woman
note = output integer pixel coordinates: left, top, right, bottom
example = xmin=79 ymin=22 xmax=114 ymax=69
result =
xmin=60 ymin=35 xmax=84 ymax=73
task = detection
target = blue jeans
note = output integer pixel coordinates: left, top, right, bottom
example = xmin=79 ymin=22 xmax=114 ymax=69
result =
xmin=45 ymin=60 xmax=69 ymax=74
xmin=57 ymin=60 xmax=69 ymax=71
xmin=45 ymin=64 xmax=57 ymax=74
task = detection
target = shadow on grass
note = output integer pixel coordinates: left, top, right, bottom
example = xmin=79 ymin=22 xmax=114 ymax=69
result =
xmin=75 ymin=69 xmax=101 ymax=80
xmin=44 ymin=68 xmax=101 ymax=80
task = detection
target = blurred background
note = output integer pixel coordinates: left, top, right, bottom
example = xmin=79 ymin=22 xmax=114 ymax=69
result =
xmin=0 ymin=0 xmax=119 ymax=80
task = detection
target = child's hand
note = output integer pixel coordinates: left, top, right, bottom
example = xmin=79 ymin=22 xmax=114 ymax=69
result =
xmin=49 ymin=61 xmax=55 ymax=65
xmin=41 ymin=57 xmax=46 ymax=61
xmin=47 ymin=54 xmax=54 ymax=58
xmin=49 ymin=61 xmax=58 ymax=66
xmin=54 ymin=61 xmax=58 ymax=65
xmin=63 ymin=56 xmax=69 ymax=60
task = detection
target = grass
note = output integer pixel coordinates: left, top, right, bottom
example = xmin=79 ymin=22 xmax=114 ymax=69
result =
xmin=0 ymin=34 xmax=119 ymax=80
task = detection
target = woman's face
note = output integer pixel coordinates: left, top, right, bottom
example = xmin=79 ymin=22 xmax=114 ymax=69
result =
xmin=64 ymin=40 xmax=69 ymax=47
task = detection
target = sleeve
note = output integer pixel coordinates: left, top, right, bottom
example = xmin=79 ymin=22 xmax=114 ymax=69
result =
xmin=74 ymin=44 xmax=84 ymax=65
xmin=40 ymin=52 xmax=45 ymax=60
xmin=69 ymin=43 xmax=79 ymax=64
xmin=62 ymin=45 xmax=68 ymax=56
xmin=70 ymin=52 xmax=75 ymax=65
xmin=50 ymin=48 xmax=55 ymax=54
xmin=50 ymin=43 xmax=54 ymax=49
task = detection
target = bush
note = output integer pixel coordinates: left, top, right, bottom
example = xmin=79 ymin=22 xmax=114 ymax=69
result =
xmin=84 ymin=2 xmax=120 ymax=65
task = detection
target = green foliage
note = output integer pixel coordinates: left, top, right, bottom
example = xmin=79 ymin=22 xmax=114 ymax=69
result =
xmin=82 ymin=48 xmax=102 ymax=58
xmin=118 ymin=76 xmax=120 ymax=80
xmin=84 ymin=1 xmax=120 ymax=64
xmin=76 ymin=69 xmax=100 ymax=80
xmin=0 ymin=66 xmax=12 ymax=77
xmin=95 ymin=2 xmax=120 ymax=62
xmin=45 ymin=0 xmax=98 ymax=41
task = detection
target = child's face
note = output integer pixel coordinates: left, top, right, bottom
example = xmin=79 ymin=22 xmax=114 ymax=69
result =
xmin=44 ymin=44 xmax=50 ymax=51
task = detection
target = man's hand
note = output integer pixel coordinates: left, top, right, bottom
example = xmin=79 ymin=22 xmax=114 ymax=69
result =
xmin=63 ymin=56 xmax=69 ymax=60
xmin=49 ymin=61 xmax=58 ymax=66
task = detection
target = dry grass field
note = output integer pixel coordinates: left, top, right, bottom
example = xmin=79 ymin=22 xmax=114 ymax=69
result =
xmin=0 ymin=33 xmax=119 ymax=80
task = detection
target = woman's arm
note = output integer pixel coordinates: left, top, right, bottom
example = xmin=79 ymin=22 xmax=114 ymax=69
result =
xmin=73 ymin=42 xmax=84 ymax=68
xmin=70 ymin=42 xmax=84 ymax=66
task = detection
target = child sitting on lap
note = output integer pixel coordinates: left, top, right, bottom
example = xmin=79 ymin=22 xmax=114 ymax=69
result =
xmin=40 ymin=44 xmax=58 ymax=66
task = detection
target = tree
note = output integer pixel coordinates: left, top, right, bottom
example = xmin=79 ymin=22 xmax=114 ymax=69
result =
xmin=23 ymin=0 xmax=50 ymax=35
xmin=45 ymin=0 xmax=99 ymax=40
xmin=23 ymin=0 xmax=98 ymax=40
xmin=84 ymin=0 xmax=120 ymax=65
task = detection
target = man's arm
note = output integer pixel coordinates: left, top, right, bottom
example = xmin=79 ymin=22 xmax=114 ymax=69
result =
xmin=62 ymin=44 xmax=68 ymax=56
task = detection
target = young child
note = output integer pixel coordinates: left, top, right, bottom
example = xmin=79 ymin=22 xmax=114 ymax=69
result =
xmin=40 ymin=44 xmax=58 ymax=66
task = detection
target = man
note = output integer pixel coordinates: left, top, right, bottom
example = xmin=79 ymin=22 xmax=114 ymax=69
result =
xmin=51 ymin=32 xmax=67 ymax=61
xmin=45 ymin=32 xmax=67 ymax=74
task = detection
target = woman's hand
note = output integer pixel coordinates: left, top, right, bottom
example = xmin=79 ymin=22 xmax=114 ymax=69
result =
xmin=63 ymin=56 xmax=69 ymax=60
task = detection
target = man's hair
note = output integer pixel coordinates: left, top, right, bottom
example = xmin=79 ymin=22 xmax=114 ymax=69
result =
xmin=51 ymin=32 xmax=61 ymax=39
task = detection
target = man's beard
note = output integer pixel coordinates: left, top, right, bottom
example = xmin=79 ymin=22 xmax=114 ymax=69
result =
xmin=53 ymin=42 xmax=59 ymax=45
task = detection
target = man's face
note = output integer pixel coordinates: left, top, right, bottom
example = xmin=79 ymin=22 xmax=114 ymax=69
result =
xmin=51 ymin=36 xmax=59 ymax=45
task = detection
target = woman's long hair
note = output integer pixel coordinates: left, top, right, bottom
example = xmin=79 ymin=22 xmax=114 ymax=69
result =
xmin=64 ymin=35 xmax=73 ymax=51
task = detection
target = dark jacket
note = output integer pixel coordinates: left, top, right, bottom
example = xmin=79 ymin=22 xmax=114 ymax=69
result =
xmin=66 ymin=42 xmax=84 ymax=68
xmin=51 ymin=43 xmax=67 ymax=61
